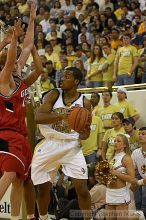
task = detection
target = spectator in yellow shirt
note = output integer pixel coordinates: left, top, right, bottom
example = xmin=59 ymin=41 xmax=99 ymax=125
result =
xmin=100 ymin=90 xmax=117 ymax=130
xmin=102 ymin=43 xmax=116 ymax=89
xmin=86 ymin=44 xmax=105 ymax=87
xmin=81 ymin=115 xmax=105 ymax=165
xmin=123 ymin=117 xmax=139 ymax=152
xmin=115 ymin=87 xmax=140 ymax=122
xmin=90 ymin=92 xmax=102 ymax=116
xmin=102 ymin=112 xmax=125 ymax=161
xmin=114 ymin=33 xmax=139 ymax=86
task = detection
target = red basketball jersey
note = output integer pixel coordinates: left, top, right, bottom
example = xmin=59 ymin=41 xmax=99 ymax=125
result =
xmin=0 ymin=76 xmax=29 ymax=136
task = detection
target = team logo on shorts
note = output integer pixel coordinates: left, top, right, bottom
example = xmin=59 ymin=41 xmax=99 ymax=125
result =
xmin=81 ymin=168 xmax=86 ymax=174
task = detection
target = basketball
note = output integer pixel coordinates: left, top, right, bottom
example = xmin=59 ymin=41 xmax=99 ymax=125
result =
xmin=68 ymin=106 xmax=90 ymax=132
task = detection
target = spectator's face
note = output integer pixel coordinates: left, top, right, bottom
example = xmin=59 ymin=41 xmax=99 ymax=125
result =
xmin=45 ymin=47 xmax=53 ymax=55
xmin=78 ymin=14 xmax=85 ymax=22
xmin=61 ymin=60 xmax=68 ymax=68
xmin=112 ymin=115 xmax=122 ymax=127
xmin=122 ymin=36 xmax=131 ymax=46
xmin=117 ymin=91 xmax=126 ymax=101
xmin=50 ymin=23 xmax=57 ymax=31
xmin=123 ymin=122 xmax=133 ymax=133
xmin=76 ymin=50 xmax=82 ymax=57
xmin=40 ymin=56 xmax=47 ymax=65
xmin=65 ymin=0 xmax=71 ymax=6
xmin=37 ymin=41 xmax=43 ymax=49
xmin=105 ymin=8 xmax=111 ymax=16
xmin=80 ymin=35 xmax=87 ymax=43
xmin=90 ymin=93 xmax=100 ymax=107
xmin=107 ymin=18 xmax=114 ymax=27
xmin=46 ymin=63 xmax=53 ymax=72
xmin=75 ymin=60 xmax=82 ymax=69
xmin=102 ymin=92 xmax=111 ymax=103
xmin=77 ymin=3 xmax=82 ymax=10
xmin=111 ymin=30 xmax=119 ymax=39
xmin=55 ymin=1 xmax=60 ymax=8
xmin=139 ymin=130 xmax=146 ymax=144
xmin=93 ymin=45 xmax=101 ymax=55
xmin=134 ymin=8 xmax=141 ymax=17
xmin=134 ymin=16 xmax=140 ymax=23
xmin=39 ymin=7 xmax=45 ymax=15
xmin=44 ymin=12 xmax=50 ymax=20
xmin=81 ymin=27 xmax=87 ymax=34
xmin=38 ymin=32 xmax=44 ymax=40
xmin=100 ymin=14 xmax=106 ymax=22
xmin=41 ymin=72 xmax=48 ymax=81
xmin=102 ymin=45 xmax=111 ymax=55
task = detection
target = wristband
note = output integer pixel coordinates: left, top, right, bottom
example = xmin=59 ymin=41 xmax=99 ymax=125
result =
xmin=137 ymin=179 xmax=144 ymax=186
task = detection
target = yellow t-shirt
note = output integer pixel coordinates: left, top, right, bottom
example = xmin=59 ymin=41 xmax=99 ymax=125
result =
xmin=88 ymin=57 xmax=106 ymax=81
xmin=92 ymin=105 xmax=102 ymax=116
xmin=103 ymin=51 xmax=116 ymax=81
xmin=18 ymin=3 xmax=28 ymax=14
xmin=115 ymin=100 xmax=139 ymax=118
xmin=110 ymin=39 xmax=122 ymax=50
xmin=103 ymin=127 xmax=125 ymax=161
xmin=115 ymin=45 xmax=138 ymax=75
xmin=129 ymin=129 xmax=139 ymax=152
xmin=40 ymin=79 xmax=55 ymax=92
xmin=114 ymin=8 xmax=123 ymax=20
xmin=99 ymin=105 xmax=118 ymax=129
xmin=45 ymin=52 xmax=60 ymax=68
xmin=138 ymin=22 xmax=146 ymax=34
xmin=81 ymin=116 xmax=105 ymax=156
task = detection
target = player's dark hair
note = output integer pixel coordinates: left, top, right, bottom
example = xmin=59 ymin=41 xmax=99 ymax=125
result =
xmin=139 ymin=127 xmax=146 ymax=131
xmin=65 ymin=67 xmax=83 ymax=83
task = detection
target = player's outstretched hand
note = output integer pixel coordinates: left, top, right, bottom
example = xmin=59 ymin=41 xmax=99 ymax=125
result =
xmin=13 ymin=19 xmax=22 ymax=39
xmin=29 ymin=2 xmax=37 ymax=21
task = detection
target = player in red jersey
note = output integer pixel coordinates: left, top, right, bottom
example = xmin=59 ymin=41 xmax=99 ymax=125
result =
xmin=0 ymin=4 xmax=42 ymax=220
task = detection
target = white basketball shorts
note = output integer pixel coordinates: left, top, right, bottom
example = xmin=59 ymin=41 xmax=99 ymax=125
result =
xmin=31 ymin=138 xmax=88 ymax=185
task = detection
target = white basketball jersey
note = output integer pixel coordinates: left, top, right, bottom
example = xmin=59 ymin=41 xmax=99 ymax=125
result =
xmin=39 ymin=89 xmax=85 ymax=140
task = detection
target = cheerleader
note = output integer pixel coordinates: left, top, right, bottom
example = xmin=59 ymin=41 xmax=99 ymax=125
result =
xmin=106 ymin=134 xmax=135 ymax=220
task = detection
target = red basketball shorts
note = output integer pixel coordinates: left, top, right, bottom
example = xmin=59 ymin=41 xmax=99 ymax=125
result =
xmin=0 ymin=130 xmax=32 ymax=181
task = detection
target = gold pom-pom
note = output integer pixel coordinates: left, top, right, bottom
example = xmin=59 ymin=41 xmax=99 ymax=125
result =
xmin=95 ymin=160 xmax=117 ymax=186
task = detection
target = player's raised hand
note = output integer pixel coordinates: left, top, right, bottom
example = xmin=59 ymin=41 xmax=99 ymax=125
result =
xmin=13 ymin=19 xmax=22 ymax=39
xmin=29 ymin=2 xmax=37 ymax=21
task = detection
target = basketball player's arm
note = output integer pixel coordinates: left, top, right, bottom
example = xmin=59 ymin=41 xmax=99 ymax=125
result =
xmin=0 ymin=22 xmax=20 ymax=82
xmin=24 ymin=45 xmax=43 ymax=87
xmin=17 ymin=3 xmax=36 ymax=73
xmin=78 ymin=97 xmax=91 ymax=140
xmin=110 ymin=155 xmax=135 ymax=183
xmin=35 ymin=90 xmax=66 ymax=124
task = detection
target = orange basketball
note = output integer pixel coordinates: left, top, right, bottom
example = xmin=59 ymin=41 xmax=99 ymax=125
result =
xmin=68 ymin=106 xmax=90 ymax=132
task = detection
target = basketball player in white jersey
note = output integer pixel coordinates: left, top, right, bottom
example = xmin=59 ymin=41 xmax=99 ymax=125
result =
xmin=31 ymin=67 xmax=92 ymax=220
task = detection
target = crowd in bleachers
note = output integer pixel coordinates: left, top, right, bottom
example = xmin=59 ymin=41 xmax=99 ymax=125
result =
xmin=1 ymin=0 xmax=146 ymax=94
xmin=1 ymin=1 xmax=146 ymax=220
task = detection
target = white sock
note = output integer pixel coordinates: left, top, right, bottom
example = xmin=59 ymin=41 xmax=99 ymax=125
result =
xmin=11 ymin=216 xmax=19 ymax=220
xmin=27 ymin=214 xmax=35 ymax=219
xmin=40 ymin=214 xmax=48 ymax=220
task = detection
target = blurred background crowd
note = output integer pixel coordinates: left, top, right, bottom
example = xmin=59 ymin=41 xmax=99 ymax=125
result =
xmin=1 ymin=0 xmax=146 ymax=94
